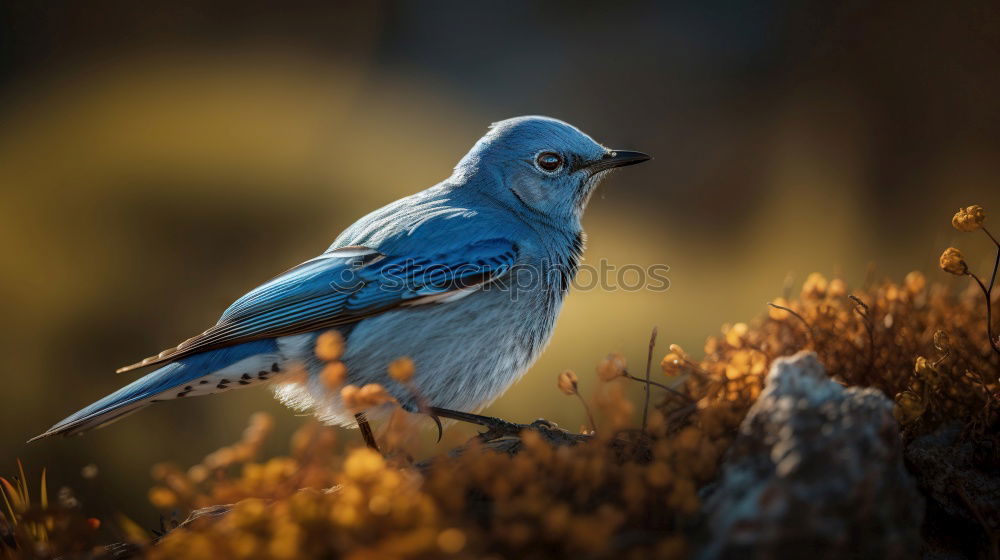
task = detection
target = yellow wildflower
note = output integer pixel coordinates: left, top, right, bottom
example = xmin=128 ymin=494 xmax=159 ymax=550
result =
xmin=951 ymin=205 xmax=985 ymax=232
xmin=904 ymin=271 xmax=926 ymax=294
xmin=557 ymin=370 xmax=579 ymax=395
xmin=938 ymin=247 xmax=968 ymax=275
xmin=148 ymin=486 xmax=178 ymax=509
xmin=320 ymin=362 xmax=347 ymax=390
xmin=914 ymin=356 xmax=942 ymax=387
xmin=359 ymin=383 xmax=395 ymax=406
xmin=343 ymin=448 xmax=385 ymax=481
xmin=597 ymin=352 xmax=627 ymax=381
xmin=315 ymin=330 xmax=345 ymax=362
xmin=724 ymin=323 xmax=749 ymax=348
xmin=337 ymin=383 xmax=396 ymax=411
xmin=340 ymin=385 xmax=360 ymax=408
xmin=388 ymin=357 xmax=415 ymax=383
xmin=437 ymin=528 xmax=467 ymax=554
xmin=827 ymin=278 xmax=848 ymax=298
xmin=660 ymin=352 xmax=685 ymax=377
xmin=801 ymin=272 xmax=828 ymax=300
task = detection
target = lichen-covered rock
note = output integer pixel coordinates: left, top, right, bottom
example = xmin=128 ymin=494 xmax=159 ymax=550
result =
xmin=905 ymin=423 xmax=999 ymax=558
xmin=700 ymin=351 xmax=923 ymax=559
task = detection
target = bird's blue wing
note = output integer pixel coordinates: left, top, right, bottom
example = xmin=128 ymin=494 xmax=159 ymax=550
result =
xmin=116 ymin=238 xmax=518 ymax=372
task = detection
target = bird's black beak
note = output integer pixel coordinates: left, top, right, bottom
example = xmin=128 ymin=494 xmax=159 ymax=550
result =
xmin=585 ymin=150 xmax=652 ymax=174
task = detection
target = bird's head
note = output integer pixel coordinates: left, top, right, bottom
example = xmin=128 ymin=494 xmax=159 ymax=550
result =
xmin=454 ymin=116 xmax=650 ymax=223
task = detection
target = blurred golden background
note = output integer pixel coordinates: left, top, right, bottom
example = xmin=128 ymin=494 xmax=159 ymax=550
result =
xmin=1 ymin=0 xmax=998 ymax=526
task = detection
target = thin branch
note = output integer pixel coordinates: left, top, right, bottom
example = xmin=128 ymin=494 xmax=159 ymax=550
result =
xmin=664 ymin=403 xmax=697 ymax=429
xmin=986 ymin=232 xmax=1000 ymax=292
xmin=849 ymin=295 xmax=876 ymax=378
xmin=968 ymin=272 xmax=1000 ymax=357
xmin=642 ymin=327 xmax=657 ymax=432
xmin=768 ymin=302 xmax=815 ymax=346
xmin=680 ymin=358 xmax=716 ymax=381
xmin=983 ymin=226 xmax=1000 ymax=250
xmin=623 ymin=371 xmax=693 ymax=402
xmin=983 ymin=228 xmax=999 ymax=358
xmin=574 ymin=392 xmax=597 ymax=434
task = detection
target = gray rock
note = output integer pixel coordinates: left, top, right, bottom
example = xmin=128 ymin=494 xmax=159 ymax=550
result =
xmin=700 ymin=351 xmax=923 ymax=559
xmin=905 ymin=423 xmax=998 ymax=559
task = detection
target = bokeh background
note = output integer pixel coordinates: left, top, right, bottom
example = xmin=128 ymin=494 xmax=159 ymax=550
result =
xmin=2 ymin=0 xmax=998 ymax=526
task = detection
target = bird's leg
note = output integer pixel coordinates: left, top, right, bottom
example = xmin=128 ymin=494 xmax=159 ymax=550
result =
xmin=427 ymin=407 xmax=590 ymax=446
xmin=429 ymin=407 xmax=527 ymax=434
xmin=355 ymin=413 xmax=380 ymax=452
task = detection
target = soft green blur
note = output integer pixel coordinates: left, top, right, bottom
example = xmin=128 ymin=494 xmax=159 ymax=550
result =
xmin=1 ymin=1 xmax=998 ymax=526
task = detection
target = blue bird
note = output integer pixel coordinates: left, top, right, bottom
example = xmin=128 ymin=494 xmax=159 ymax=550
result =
xmin=31 ymin=116 xmax=650 ymax=445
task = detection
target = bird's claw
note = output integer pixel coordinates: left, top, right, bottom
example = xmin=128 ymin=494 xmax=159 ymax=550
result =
xmin=428 ymin=411 xmax=444 ymax=443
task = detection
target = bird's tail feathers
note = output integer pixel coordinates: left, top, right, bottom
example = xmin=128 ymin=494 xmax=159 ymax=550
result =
xmin=28 ymin=362 xmax=190 ymax=442
xmin=30 ymin=341 xmax=283 ymax=442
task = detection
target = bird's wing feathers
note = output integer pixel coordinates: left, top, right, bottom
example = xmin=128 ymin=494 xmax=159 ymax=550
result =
xmin=116 ymin=238 xmax=517 ymax=373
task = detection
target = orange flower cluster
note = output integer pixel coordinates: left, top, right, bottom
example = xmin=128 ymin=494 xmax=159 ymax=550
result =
xmin=151 ymin=448 xmax=451 ymax=560
xmin=146 ymin=413 xmax=340 ymax=515
xmin=340 ymin=383 xmax=396 ymax=411
xmin=763 ymin=269 xmax=997 ymax=434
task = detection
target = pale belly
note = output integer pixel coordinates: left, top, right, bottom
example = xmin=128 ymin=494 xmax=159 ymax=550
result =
xmin=272 ymin=285 xmax=563 ymax=426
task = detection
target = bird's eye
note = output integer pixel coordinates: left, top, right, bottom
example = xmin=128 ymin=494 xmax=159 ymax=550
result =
xmin=534 ymin=151 xmax=564 ymax=173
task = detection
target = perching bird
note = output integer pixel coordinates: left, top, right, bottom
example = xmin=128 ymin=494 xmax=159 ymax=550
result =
xmin=31 ymin=116 xmax=650 ymax=444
